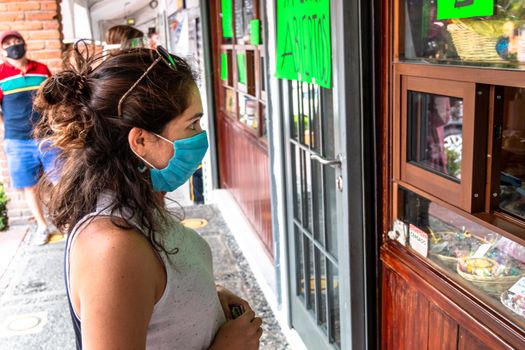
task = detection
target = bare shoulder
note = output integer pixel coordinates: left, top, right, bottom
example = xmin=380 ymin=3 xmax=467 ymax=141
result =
xmin=73 ymin=217 xmax=150 ymax=256
xmin=69 ymin=216 xmax=161 ymax=307
xmin=71 ymin=217 xmax=159 ymax=279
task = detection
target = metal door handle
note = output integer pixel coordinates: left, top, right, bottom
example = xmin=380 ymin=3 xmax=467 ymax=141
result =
xmin=310 ymin=153 xmax=343 ymax=168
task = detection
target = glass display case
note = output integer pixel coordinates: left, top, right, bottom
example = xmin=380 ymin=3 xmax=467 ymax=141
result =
xmin=402 ymin=0 xmax=525 ymax=69
xmin=395 ymin=187 xmax=525 ymax=324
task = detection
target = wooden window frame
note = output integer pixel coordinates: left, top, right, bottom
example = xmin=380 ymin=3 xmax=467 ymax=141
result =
xmin=394 ymin=73 xmax=488 ymax=212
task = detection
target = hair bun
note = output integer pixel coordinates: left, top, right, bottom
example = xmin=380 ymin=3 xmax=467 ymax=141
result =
xmin=34 ymin=70 xmax=95 ymax=150
xmin=39 ymin=70 xmax=89 ymax=106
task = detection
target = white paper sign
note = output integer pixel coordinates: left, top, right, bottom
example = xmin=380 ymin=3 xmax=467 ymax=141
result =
xmin=409 ymin=225 xmax=428 ymax=257
xmin=472 ymin=243 xmax=492 ymax=259
xmin=509 ymin=277 xmax=525 ymax=296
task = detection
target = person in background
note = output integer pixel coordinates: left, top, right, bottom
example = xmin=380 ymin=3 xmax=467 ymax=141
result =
xmin=0 ymin=30 xmax=58 ymax=245
xmin=147 ymin=27 xmax=160 ymax=49
xmin=106 ymin=25 xmax=145 ymax=52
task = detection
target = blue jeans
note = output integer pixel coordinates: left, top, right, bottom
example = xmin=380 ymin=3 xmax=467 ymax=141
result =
xmin=4 ymin=139 xmax=60 ymax=189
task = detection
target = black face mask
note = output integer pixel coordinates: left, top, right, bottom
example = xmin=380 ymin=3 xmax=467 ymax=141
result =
xmin=5 ymin=43 xmax=26 ymax=60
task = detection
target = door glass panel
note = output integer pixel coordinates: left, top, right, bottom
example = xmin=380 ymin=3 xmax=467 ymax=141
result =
xmin=403 ymin=0 xmax=525 ymax=70
xmin=499 ymin=87 xmax=525 ymax=221
xmin=295 ymin=227 xmax=305 ymax=301
xmin=313 ymin=161 xmax=325 ymax=245
xmin=319 ymin=254 xmax=328 ymax=331
xmin=306 ymin=154 xmax=314 ymax=233
xmin=328 ymin=262 xmax=341 ymax=348
xmin=322 ymin=89 xmax=335 ymax=159
xmin=325 ymin=166 xmax=338 ymax=258
xmin=407 ymin=91 xmax=464 ymax=181
xmin=292 ymin=145 xmax=303 ymax=224
xmin=291 ymin=82 xmax=299 ymax=141
xmin=306 ymin=237 xmax=314 ymax=311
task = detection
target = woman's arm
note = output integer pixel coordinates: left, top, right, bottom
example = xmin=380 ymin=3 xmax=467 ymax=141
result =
xmin=70 ymin=218 xmax=165 ymax=350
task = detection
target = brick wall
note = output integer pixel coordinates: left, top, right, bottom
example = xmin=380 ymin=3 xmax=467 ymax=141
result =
xmin=0 ymin=0 xmax=63 ymax=226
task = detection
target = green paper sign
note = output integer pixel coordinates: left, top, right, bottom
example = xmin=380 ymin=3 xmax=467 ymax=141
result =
xmin=222 ymin=0 xmax=233 ymax=38
xmin=437 ymin=0 xmax=494 ymax=20
xmin=276 ymin=0 xmax=332 ymax=88
xmin=250 ymin=19 xmax=261 ymax=45
xmin=221 ymin=53 xmax=228 ymax=81
xmin=237 ymin=53 xmax=247 ymax=84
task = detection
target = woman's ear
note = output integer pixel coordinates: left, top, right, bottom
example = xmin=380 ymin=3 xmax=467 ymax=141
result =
xmin=128 ymin=127 xmax=148 ymax=157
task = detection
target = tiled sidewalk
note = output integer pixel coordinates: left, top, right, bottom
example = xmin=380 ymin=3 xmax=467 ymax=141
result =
xmin=0 ymin=204 xmax=290 ymax=349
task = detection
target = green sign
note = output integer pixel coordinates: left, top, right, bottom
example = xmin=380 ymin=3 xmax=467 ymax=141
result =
xmin=221 ymin=0 xmax=233 ymax=38
xmin=237 ymin=53 xmax=247 ymax=84
xmin=437 ymin=0 xmax=494 ymax=20
xmin=276 ymin=0 xmax=332 ymax=88
xmin=250 ymin=19 xmax=261 ymax=45
xmin=221 ymin=53 xmax=228 ymax=81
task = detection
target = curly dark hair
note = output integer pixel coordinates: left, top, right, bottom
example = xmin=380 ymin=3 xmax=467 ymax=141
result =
xmin=33 ymin=43 xmax=197 ymax=252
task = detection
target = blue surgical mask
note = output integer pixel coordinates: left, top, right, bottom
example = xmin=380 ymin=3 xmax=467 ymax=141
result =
xmin=138 ymin=131 xmax=208 ymax=192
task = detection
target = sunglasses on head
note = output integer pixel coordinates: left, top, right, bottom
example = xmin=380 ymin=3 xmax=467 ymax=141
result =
xmin=117 ymin=45 xmax=177 ymax=117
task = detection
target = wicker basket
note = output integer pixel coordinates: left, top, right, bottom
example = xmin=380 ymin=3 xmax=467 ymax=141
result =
xmin=457 ymin=258 xmax=523 ymax=296
xmin=447 ymin=22 xmax=501 ymax=61
xmin=433 ymin=253 xmax=458 ymax=269
xmin=428 ymin=229 xmax=484 ymax=268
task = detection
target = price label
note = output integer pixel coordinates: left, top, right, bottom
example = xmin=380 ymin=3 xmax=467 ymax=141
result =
xmin=472 ymin=243 xmax=492 ymax=258
xmin=509 ymin=277 xmax=525 ymax=296
xmin=409 ymin=225 xmax=428 ymax=257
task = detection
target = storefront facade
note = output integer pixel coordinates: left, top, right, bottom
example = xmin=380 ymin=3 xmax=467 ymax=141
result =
xmin=381 ymin=0 xmax=525 ymax=349
xmin=60 ymin=1 xmax=525 ymax=349
xmin=203 ymin=1 xmax=378 ymax=349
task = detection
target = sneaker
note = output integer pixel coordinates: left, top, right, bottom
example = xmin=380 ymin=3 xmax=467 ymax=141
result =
xmin=33 ymin=227 xmax=50 ymax=246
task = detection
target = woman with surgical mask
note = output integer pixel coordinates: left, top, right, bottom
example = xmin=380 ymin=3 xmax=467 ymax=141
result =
xmin=33 ymin=44 xmax=263 ymax=349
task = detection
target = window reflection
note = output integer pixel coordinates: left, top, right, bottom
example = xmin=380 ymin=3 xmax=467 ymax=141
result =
xmin=499 ymin=87 xmax=525 ymax=220
xmin=408 ymin=91 xmax=463 ymax=180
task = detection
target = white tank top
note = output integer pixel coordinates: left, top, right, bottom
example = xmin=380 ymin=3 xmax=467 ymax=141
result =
xmin=65 ymin=193 xmax=226 ymax=349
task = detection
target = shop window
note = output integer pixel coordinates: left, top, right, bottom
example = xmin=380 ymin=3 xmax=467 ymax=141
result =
xmin=492 ymin=86 xmax=525 ymax=221
xmin=401 ymin=0 xmax=525 ymax=69
xmin=216 ymin=0 xmax=266 ymax=139
xmin=395 ymin=186 xmax=525 ymax=328
xmin=407 ymin=92 xmax=463 ymax=181
xmin=396 ymin=75 xmax=488 ymax=212
xmin=222 ymin=87 xmax=236 ymax=117
xmin=236 ymin=50 xmax=255 ymax=95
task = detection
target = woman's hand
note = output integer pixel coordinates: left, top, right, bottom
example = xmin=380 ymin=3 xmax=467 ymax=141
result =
xmin=216 ymin=284 xmax=252 ymax=319
xmin=209 ymin=310 xmax=263 ymax=350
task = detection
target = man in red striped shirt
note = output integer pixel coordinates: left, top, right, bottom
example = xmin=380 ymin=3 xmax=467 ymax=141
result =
xmin=0 ymin=30 xmax=58 ymax=245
